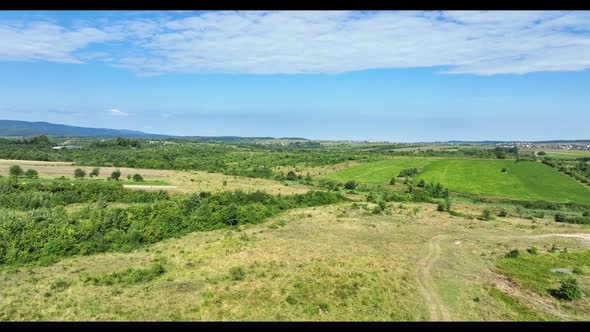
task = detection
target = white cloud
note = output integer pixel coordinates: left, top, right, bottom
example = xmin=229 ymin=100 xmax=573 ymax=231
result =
xmin=0 ymin=21 xmax=121 ymax=63
xmin=109 ymin=108 xmax=128 ymax=116
xmin=2 ymin=11 xmax=590 ymax=75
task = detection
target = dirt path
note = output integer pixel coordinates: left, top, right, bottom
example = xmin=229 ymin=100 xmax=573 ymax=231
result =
xmin=123 ymin=185 xmax=178 ymax=191
xmin=416 ymin=234 xmax=452 ymax=321
xmin=417 ymin=232 xmax=590 ymax=321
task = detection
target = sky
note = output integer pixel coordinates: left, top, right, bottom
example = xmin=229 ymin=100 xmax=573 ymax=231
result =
xmin=1 ymin=10 xmax=589 ymax=142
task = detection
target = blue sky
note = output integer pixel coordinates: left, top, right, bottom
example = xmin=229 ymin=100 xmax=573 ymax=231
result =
xmin=1 ymin=10 xmax=590 ymax=142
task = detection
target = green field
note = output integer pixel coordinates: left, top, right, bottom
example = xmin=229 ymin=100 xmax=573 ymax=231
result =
xmin=324 ymin=157 xmax=436 ymax=183
xmin=326 ymin=158 xmax=590 ymax=204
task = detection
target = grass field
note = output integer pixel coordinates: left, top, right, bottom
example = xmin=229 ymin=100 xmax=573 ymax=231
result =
xmin=0 ymin=159 xmax=310 ymax=196
xmin=324 ymin=158 xmax=590 ymax=204
xmin=324 ymin=158 xmax=437 ymax=183
xmin=415 ymin=160 xmax=590 ymax=204
xmin=523 ymin=149 xmax=590 ymax=160
xmin=2 ymin=202 xmax=590 ymax=320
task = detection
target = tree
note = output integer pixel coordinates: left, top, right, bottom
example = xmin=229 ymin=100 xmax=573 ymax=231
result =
xmin=132 ymin=173 xmax=144 ymax=182
xmin=28 ymin=135 xmax=50 ymax=145
xmin=24 ymin=169 xmax=38 ymax=179
xmin=496 ymin=151 xmax=508 ymax=159
xmin=89 ymin=167 xmax=100 ymax=177
xmin=9 ymin=165 xmax=24 ymax=177
xmin=74 ymin=168 xmax=86 ymax=179
xmin=286 ymin=170 xmax=298 ymax=181
xmin=344 ymin=181 xmax=357 ymax=190
xmin=110 ymin=169 xmax=121 ymax=181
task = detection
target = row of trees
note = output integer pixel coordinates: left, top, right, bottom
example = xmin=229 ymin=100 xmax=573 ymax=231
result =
xmin=9 ymin=165 xmax=143 ymax=182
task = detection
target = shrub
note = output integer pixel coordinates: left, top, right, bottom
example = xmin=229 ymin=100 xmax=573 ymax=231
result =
xmin=583 ymin=211 xmax=590 ymax=217
xmin=417 ymin=179 xmax=426 ymax=188
xmin=498 ymin=210 xmax=508 ymax=217
xmin=479 ymin=208 xmax=495 ymax=221
xmin=500 ymin=167 xmax=508 ymax=173
xmin=9 ymin=165 xmax=23 ymax=177
xmin=505 ymin=249 xmax=521 ymax=258
xmin=526 ymin=246 xmax=538 ymax=255
xmin=24 ymin=169 xmax=38 ymax=179
xmin=80 ymin=263 xmax=165 ymax=285
xmin=229 ymin=266 xmax=246 ymax=281
xmin=286 ymin=171 xmax=298 ymax=181
xmin=389 ymin=178 xmax=396 ymax=185
xmin=372 ymin=201 xmax=386 ymax=214
xmin=548 ymin=244 xmax=559 ymax=253
xmin=110 ymin=170 xmax=121 ymax=181
xmin=74 ymin=168 xmax=86 ymax=179
xmin=552 ymin=278 xmax=582 ymax=301
xmin=344 ymin=181 xmax=357 ymax=190
xmin=89 ymin=167 xmax=100 ymax=177
xmin=398 ymin=168 xmax=420 ymax=178
xmin=437 ymin=199 xmax=451 ymax=212
xmin=132 ymin=174 xmax=144 ymax=182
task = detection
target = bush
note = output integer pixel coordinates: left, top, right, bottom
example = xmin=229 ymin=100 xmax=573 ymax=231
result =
xmin=437 ymin=199 xmax=451 ymax=212
xmin=80 ymin=263 xmax=165 ymax=285
xmin=110 ymin=170 xmax=121 ymax=181
xmin=89 ymin=167 xmax=100 ymax=177
xmin=398 ymin=168 xmax=420 ymax=178
xmin=500 ymin=168 xmax=508 ymax=173
xmin=9 ymin=165 xmax=23 ymax=177
xmin=229 ymin=266 xmax=246 ymax=281
xmin=74 ymin=168 xmax=86 ymax=179
xmin=285 ymin=171 xmax=298 ymax=181
xmin=526 ymin=246 xmax=538 ymax=255
xmin=389 ymin=178 xmax=396 ymax=185
xmin=478 ymin=208 xmax=495 ymax=221
xmin=552 ymin=278 xmax=582 ymax=301
xmin=132 ymin=174 xmax=144 ymax=182
xmin=498 ymin=210 xmax=508 ymax=217
xmin=344 ymin=181 xmax=357 ymax=190
xmin=583 ymin=211 xmax=590 ymax=217
xmin=24 ymin=169 xmax=38 ymax=179
xmin=417 ymin=179 xmax=426 ymax=188
xmin=372 ymin=201 xmax=386 ymax=214
xmin=505 ymin=249 xmax=521 ymax=258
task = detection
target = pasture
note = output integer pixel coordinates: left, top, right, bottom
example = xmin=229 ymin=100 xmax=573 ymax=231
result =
xmin=324 ymin=157 xmax=437 ymax=183
xmin=324 ymin=158 xmax=590 ymax=204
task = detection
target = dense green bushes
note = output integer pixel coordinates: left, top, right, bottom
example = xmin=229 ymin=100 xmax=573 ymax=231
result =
xmin=0 ymin=189 xmax=345 ymax=266
xmin=0 ymin=178 xmax=168 ymax=210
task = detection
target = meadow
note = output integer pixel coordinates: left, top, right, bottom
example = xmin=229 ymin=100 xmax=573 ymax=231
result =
xmin=325 ymin=158 xmax=590 ymax=204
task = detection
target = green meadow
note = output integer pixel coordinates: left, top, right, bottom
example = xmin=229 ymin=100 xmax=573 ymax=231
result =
xmin=326 ymin=158 xmax=590 ymax=204
xmin=324 ymin=157 xmax=436 ymax=183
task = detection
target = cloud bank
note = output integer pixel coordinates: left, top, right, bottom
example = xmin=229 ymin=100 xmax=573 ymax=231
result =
xmin=1 ymin=11 xmax=590 ymax=75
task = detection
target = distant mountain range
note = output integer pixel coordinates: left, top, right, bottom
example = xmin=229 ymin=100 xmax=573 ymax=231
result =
xmin=0 ymin=120 xmax=170 ymax=138
xmin=0 ymin=120 xmax=586 ymax=143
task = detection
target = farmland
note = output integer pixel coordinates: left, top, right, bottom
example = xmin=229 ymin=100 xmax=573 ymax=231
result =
xmin=325 ymin=158 xmax=590 ymax=204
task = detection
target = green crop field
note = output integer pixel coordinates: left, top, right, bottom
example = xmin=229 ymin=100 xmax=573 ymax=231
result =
xmin=326 ymin=157 xmax=590 ymax=203
xmin=324 ymin=157 xmax=437 ymax=183
xmin=416 ymin=160 xmax=590 ymax=204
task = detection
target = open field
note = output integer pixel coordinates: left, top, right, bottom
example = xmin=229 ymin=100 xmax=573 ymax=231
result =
xmin=416 ymin=160 xmax=590 ymax=204
xmin=2 ymin=202 xmax=589 ymax=321
xmin=324 ymin=157 xmax=590 ymax=204
xmin=0 ymin=159 xmax=309 ymax=196
xmin=324 ymin=157 xmax=438 ymax=183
